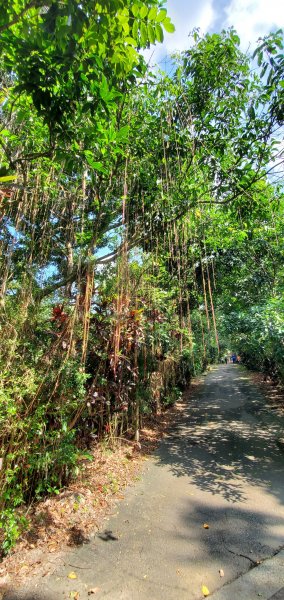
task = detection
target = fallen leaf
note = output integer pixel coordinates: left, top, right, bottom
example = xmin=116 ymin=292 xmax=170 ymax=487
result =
xmin=88 ymin=588 xmax=100 ymax=595
xmin=203 ymin=523 xmax=210 ymax=529
xmin=70 ymin=592 xmax=79 ymax=599
xmin=68 ymin=572 xmax=77 ymax=579
xmin=202 ymin=585 xmax=210 ymax=597
xmin=219 ymin=569 xmax=224 ymax=577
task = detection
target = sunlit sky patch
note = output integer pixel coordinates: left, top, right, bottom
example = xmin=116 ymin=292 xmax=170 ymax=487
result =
xmin=143 ymin=0 xmax=284 ymax=68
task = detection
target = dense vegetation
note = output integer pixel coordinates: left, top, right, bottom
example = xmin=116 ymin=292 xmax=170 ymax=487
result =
xmin=0 ymin=1 xmax=283 ymax=553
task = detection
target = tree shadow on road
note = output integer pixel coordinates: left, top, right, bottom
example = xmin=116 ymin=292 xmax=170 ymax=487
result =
xmin=177 ymin=497 xmax=284 ymax=563
xmin=156 ymin=366 xmax=284 ymax=504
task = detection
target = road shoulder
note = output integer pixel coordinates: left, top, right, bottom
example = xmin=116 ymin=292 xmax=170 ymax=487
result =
xmin=209 ymin=548 xmax=284 ymax=600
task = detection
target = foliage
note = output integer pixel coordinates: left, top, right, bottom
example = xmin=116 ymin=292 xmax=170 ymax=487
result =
xmin=221 ymin=299 xmax=284 ymax=380
xmin=0 ymin=509 xmax=28 ymax=555
xmin=0 ymin=0 xmax=173 ymax=135
xmin=0 ymin=17 xmax=283 ymax=553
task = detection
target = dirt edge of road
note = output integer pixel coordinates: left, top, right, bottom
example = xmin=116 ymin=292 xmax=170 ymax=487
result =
xmin=248 ymin=371 xmax=284 ymax=416
xmin=2 ymin=365 xmax=283 ymax=598
xmin=0 ymin=375 xmax=204 ymax=596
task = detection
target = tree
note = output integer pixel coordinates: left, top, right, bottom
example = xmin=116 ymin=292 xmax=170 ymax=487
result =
xmin=0 ymin=24 xmax=283 ymax=553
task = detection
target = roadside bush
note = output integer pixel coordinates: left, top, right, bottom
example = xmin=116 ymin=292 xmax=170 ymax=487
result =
xmin=226 ymin=299 xmax=284 ymax=382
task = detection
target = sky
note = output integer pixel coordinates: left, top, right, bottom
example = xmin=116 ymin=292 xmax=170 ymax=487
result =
xmin=143 ymin=0 xmax=284 ymax=67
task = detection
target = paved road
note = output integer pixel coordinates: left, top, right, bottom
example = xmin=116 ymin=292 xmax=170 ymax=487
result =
xmin=5 ymin=365 xmax=284 ymax=600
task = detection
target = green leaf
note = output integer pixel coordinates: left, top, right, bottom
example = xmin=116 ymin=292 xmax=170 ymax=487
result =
xmin=131 ymin=4 xmax=139 ymax=17
xmin=147 ymin=23 xmax=156 ymax=44
xmin=116 ymin=125 xmax=130 ymax=142
xmin=248 ymin=105 xmax=255 ymax=119
xmin=140 ymin=22 xmax=148 ymax=46
xmin=257 ymin=51 xmax=263 ymax=66
xmin=0 ymin=175 xmax=16 ymax=182
xmin=140 ymin=6 xmax=148 ymax=19
xmin=132 ymin=20 xmax=138 ymax=40
xmin=260 ymin=64 xmax=268 ymax=78
xmin=0 ymin=129 xmax=11 ymax=137
xmin=156 ymin=9 xmax=167 ymax=22
xmin=84 ymin=152 xmax=107 ymax=173
xmin=91 ymin=162 xmax=107 ymax=174
xmin=162 ymin=18 xmax=175 ymax=33
xmin=155 ymin=23 xmax=164 ymax=43
xmin=124 ymin=36 xmax=137 ymax=46
xmin=148 ymin=7 xmax=157 ymax=21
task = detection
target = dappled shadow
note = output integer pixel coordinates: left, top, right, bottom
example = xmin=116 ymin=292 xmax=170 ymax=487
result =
xmin=270 ymin=588 xmax=284 ymax=599
xmin=3 ymin=366 xmax=284 ymax=600
xmin=168 ymin=497 xmax=284 ymax=595
xmin=97 ymin=529 xmax=118 ymax=541
xmin=22 ymin=507 xmax=55 ymax=546
xmin=157 ymin=365 xmax=284 ymax=504
xmin=2 ymin=594 xmax=51 ymax=600
xmin=67 ymin=525 xmax=90 ymax=546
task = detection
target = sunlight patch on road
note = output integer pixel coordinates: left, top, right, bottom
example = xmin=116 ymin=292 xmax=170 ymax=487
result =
xmin=244 ymin=455 xmax=258 ymax=461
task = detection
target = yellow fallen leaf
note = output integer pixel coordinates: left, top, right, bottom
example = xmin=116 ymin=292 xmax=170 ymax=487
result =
xmin=202 ymin=585 xmax=210 ymax=597
xmin=68 ymin=572 xmax=77 ymax=579
xmin=69 ymin=592 xmax=79 ymax=599
xmin=203 ymin=523 xmax=210 ymax=529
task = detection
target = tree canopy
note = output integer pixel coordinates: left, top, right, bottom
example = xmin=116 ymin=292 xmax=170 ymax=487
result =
xmin=0 ymin=2 xmax=283 ymax=553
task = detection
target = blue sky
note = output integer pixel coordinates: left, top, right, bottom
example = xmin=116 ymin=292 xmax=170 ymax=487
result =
xmin=143 ymin=0 xmax=284 ymax=66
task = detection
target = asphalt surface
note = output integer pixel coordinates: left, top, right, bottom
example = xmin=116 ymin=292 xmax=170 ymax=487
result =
xmin=4 ymin=365 xmax=284 ymax=600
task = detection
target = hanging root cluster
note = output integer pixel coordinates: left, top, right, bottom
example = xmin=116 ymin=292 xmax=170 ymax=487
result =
xmin=0 ymin=142 xmax=221 ymax=554
xmin=0 ymin=46 xmax=239 ymax=555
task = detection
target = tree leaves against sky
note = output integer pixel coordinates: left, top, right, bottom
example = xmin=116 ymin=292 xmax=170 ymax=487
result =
xmin=0 ymin=3 xmax=283 ymax=553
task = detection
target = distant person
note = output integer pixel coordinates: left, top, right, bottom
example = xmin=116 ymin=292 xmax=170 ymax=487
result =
xmin=231 ymin=353 xmax=237 ymax=364
xmin=225 ymin=356 xmax=228 ymax=364
xmin=237 ymin=355 xmax=241 ymax=363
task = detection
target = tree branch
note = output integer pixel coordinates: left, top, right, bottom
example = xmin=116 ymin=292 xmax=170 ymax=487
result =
xmin=35 ymin=235 xmax=141 ymax=301
xmin=0 ymin=1 xmax=48 ymax=33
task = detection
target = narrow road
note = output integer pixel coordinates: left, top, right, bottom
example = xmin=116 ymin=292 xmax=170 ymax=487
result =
xmin=5 ymin=365 xmax=284 ymax=600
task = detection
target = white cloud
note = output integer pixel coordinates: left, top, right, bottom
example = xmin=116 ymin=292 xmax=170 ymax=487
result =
xmin=164 ymin=0 xmax=214 ymax=52
xmin=224 ymin=0 xmax=284 ymax=51
xmin=197 ymin=1 xmax=215 ymax=34
xmin=142 ymin=0 xmax=215 ymax=68
xmin=142 ymin=0 xmax=283 ymax=68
